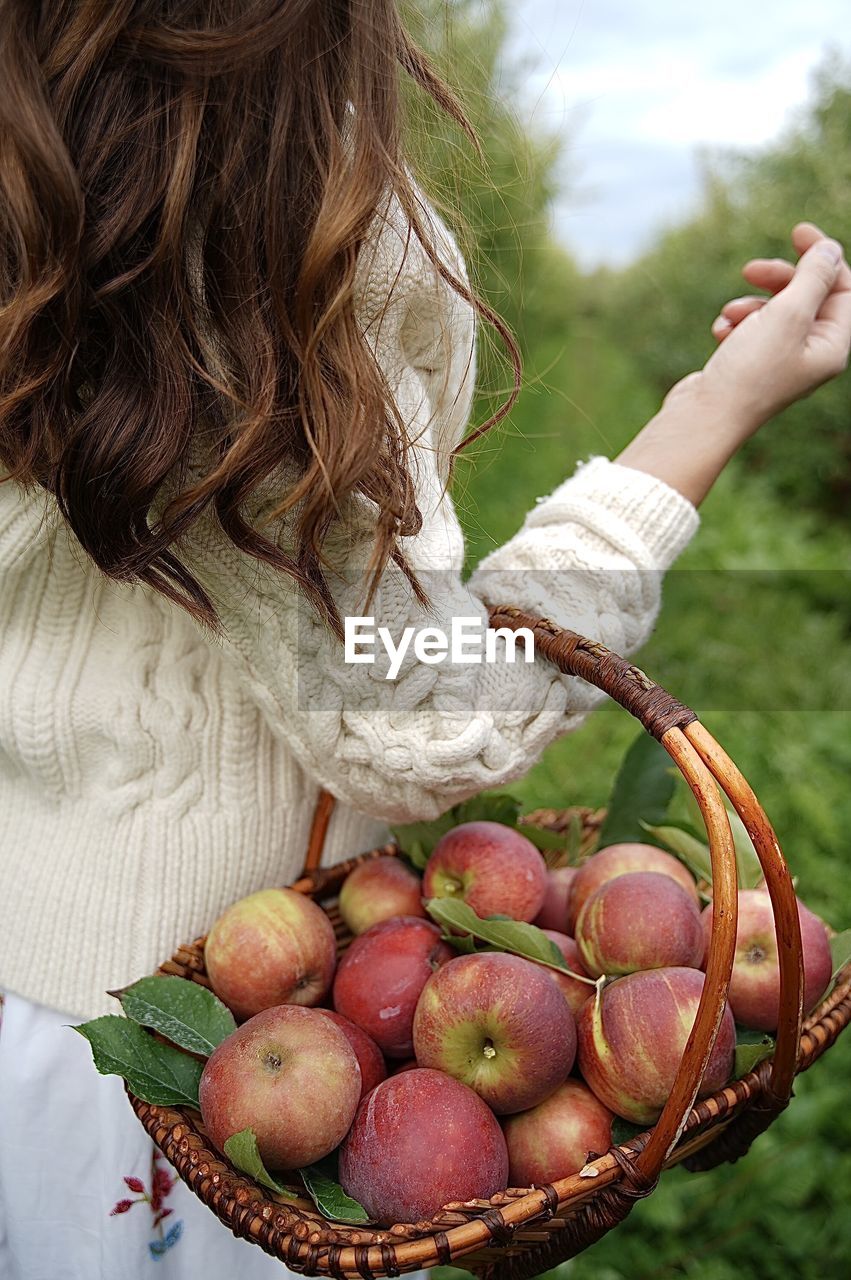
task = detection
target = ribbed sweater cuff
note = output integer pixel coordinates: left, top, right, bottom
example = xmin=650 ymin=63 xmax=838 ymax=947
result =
xmin=526 ymin=454 xmax=700 ymax=569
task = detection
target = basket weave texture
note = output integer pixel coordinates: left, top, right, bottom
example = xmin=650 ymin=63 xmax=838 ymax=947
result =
xmin=126 ymin=608 xmax=851 ymax=1279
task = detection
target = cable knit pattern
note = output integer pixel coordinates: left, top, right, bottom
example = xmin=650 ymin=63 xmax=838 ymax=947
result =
xmin=0 ymin=185 xmax=699 ymax=1022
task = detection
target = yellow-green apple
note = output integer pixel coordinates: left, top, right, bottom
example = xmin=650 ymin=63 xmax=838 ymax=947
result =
xmin=332 ymin=916 xmax=453 ymax=1058
xmin=339 ymin=1068 xmax=509 ymax=1224
xmin=701 ymin=890 xmax=832 ymax=1032
xmin=567 ymin=843 xmax=698 ymax=933
xmin=576 ymin=872 xmax=704 ymax=978
xmin=339 ymin=856 xmax=425 ymax=935
xmin=205 ymin=887 xmax=336 ymax=1021
xmin=502 ymin=1078 xmax=614 ymax=1186
xmin=534 ymin=867 xmax=579 ymax=932
xmin=199 ymin=1006 xmax=361 ymax=1169
xmin=412 ymin=952 xmax=576 ymax=1114
xmin=314 ymin=1010 xmax=386 ymax=1100
xmin=538 ymin=930 xmax=594 ymax=1016
xmin=576 ymin=966 xmax=735 ymax=1124
xmin=423 ymin=821 xmax=547 ymax=922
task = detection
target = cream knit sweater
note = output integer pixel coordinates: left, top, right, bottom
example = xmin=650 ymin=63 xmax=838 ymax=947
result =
xmin=0 ymin=185 xmax=699 ymax=1022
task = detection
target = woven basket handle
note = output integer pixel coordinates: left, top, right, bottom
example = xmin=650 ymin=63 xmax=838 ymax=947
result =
xmin=300 ymin=604 xmax=804 ymax=1184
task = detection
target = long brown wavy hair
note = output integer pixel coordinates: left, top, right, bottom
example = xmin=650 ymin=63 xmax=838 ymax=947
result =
xmin=0 ymin=0 xmax=521 ymax=641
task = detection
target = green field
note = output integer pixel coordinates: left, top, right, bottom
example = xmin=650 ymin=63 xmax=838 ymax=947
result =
xmin=443 ymin=316 xmax=851 ymax=1279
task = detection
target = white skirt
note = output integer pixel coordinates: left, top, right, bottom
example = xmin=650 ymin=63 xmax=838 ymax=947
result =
xmin=0 ymin=989 xmax=426 ymax=1280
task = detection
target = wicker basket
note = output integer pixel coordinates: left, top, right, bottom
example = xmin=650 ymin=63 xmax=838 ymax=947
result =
xmin=126 ymin=606 xmax=851 ymax=1279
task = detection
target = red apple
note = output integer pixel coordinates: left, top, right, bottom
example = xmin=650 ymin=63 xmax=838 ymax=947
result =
xmin=538 ymin=930 xmax=595 ymax=1016
xmin=332 ymin=916 xmax=453 ymax=1058
xmin=701 ymin=890 xmax=833 ymax=1032
xmin=567 ymin=843 xmax=698 ymax=934
xmin=205 ymin=887 xmax=337 ymax=1021
xmin=199 ymin=1006 xmax=361 ymax=1169
xmin=339 ymin=1068 xmax=509 ymax=1224
xmin=576 ymin=872 xmax=705 ymax=978
xmin=534 ymin=867 xmax=579 ymax=932
xmin=339 ymin=856 xmax=425 ymax=936
xmin=576 ymin=966 xmax=735 ymax=1124
xmin=412 ymin=952 xmax=576 ymax=1114
xmin=314 ymin=1010 xmax=386 ymax=1100
xmin=423 ymin=821 xmax=547 ymax=923
xmin=503 ymin=1078 xmax=614 ymax=1186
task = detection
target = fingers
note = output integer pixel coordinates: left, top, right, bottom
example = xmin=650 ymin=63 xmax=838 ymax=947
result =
xmin=711 ymin=296 xmax=767 ymax=341
xmin=792 ymin=221 xmax=851 ymax=291
xmin=741 ymin=258 xmax=794 ymax=293
xmin=774 ymin=237 xmax=844 ymax=321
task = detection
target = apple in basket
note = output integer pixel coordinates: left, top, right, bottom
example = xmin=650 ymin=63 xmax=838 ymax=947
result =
xmin=332 ymin=916 xmax=454 ymax=1058
xmin=701 ymin=889 xmax=833 ymax=1032
xmin=534 ymin=866 xmax=579 ymax=932
xmin=502 ymin=1078 xmax=614 ymax=1186
xmin=338 ymin=855 xmax=426 ymax=935
xmin=423 ymin=821 xmax=548 ymax=923
xmin=339 ymin=1068 xmax=509 ymax=1224
xmin=575 ymin=871 xmax=705 ymax=978
xmin=199 ymin=1006 xmax=361 ymax=1169
xmin=412 ymin=952 xmax=577 ymax=1114
xmin=537 ymin=930 xmax=594 ymax=1016
xmin=566 ymin=843 xmax=699 ymax=934
xmin=204 ymin=887 xmax=337 ymax=1021
xmin=576 ymin=966 xmax=736 ymax=1124
xmin=314 ymin=1010 xmax=387 ymax=1100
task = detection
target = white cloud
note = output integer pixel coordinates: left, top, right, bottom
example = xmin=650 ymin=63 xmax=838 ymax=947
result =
xmin=503 ymin=0 xmax=851 ymax=266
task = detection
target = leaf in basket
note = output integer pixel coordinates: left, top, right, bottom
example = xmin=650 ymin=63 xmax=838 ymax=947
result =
xmin=611 ymin=1116 xmax=647 ymax=1146
xmin=829 ymin=929 xmax=851 ymax=983
xmin=517 ymin=823 xmax=577 ymax=854
xmin=724 ymin=806 xmax=765 ymax=891
xmin=733 ymin=1028 xmax=776 ymax=1079
xmin=640 ymin=821 xmax=713 ymax=885
xmin=301 ymin=1163 xmax=370 ymax=1224
xmin=598 ymin=733 xmax=677 ymax=846
xmin=112 ymin=976 xmax=236 ymax=1057
xmin=424 ymin=899 xmax=595 ymax=985
xmin=223 ymin=1129 xmax=299 ymax=1199
xmin=71 ymin=1016 xmax=203 ymax=1108
xmin=566 ymin=811 xmax=585 ymax=863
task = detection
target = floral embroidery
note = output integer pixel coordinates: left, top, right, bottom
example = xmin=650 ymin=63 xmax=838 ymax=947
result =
xmin=110 ymin=1147 xmax=184 ymax=1259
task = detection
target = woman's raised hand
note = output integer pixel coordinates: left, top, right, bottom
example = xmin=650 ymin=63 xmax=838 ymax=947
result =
xmin=703 ymin=221 xmax=851 ymax=433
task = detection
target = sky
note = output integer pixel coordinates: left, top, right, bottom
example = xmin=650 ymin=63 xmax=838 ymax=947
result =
xmin=502 ymin=0 xmax=851 ymax=269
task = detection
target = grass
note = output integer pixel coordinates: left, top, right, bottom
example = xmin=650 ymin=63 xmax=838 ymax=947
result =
xmin=440 ymin=315 xmax=851 ymax=1277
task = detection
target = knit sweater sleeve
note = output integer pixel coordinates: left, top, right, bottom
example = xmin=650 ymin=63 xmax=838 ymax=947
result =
xmin=178 ymin=195 xmax=700 ymax=824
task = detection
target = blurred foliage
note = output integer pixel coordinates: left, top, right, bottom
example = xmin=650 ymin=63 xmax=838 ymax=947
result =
xmin=406 ymin=9 xmax=851 ymax=1277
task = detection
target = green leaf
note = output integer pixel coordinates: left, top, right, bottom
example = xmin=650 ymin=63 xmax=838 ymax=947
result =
xmin=829 ymin=929 xmax=851 ymax=982
xmin=71 ymin=1016 xmax=203 ymax=1108
xmin=425 ymin=899 xmax=595 ymax=986
xmin=565 ymin=812 xmax=585 ymax=864
xmin=223 ymin=1129 xmax=300 ymax=1199
xmin=611 ymin=1116 xmax=647 ymax=1145
xmin=111 ymin=976 xmax=236 ymax=1057
xmin=301 ymin=1164 xmax=370 ymax=1224
xmin=725 ymin=806 xmax=765 ymax=891
xmin=669 ymin=777 xmax=764 ymax=890
xmin=598 ymin=733 xmax=677 ymax=846
xmin=454 ymin=792 xmax=523 ymax=828
xmin=641 ymin=821 xmax=713 ymax=884
xmin=391 ymin=815 xmax=456 ymax=870
xmin=519 ymin=823 xmax=576 ymax=853
xmin=733 ymin=1028 xmax=776 ymax=1079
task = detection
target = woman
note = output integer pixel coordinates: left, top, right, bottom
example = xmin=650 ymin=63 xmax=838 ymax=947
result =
xmin=1 ymin=3 xmax=849 ymax=1278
